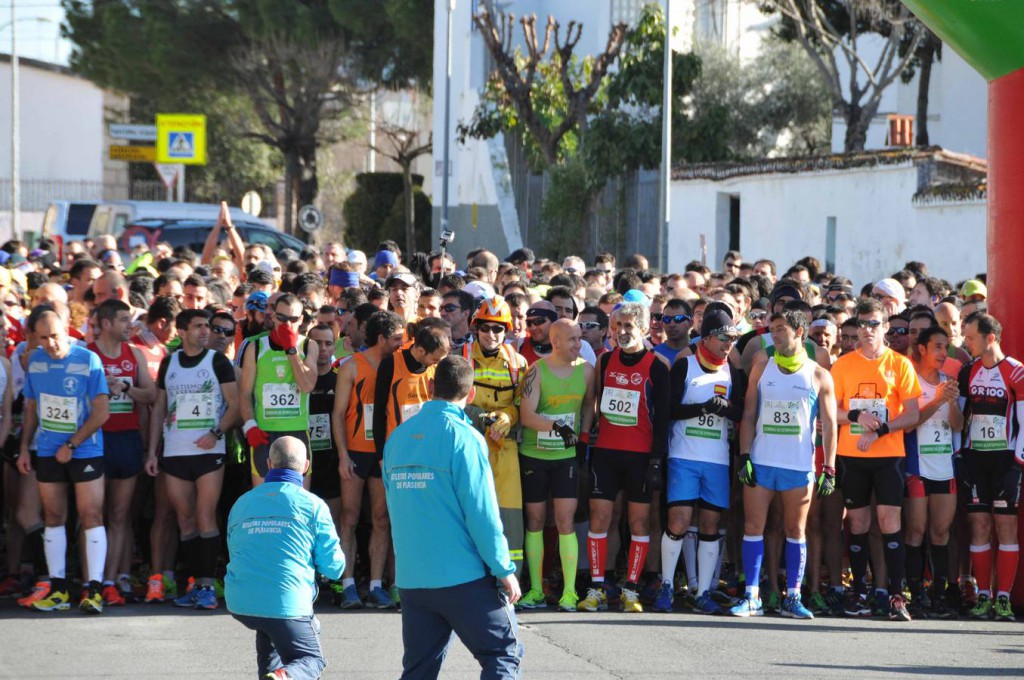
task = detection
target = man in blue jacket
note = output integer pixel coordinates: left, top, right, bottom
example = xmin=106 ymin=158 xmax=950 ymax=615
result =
xmin=226 ymin=436 xmax=345 ymax=680
xmin=385 ymin=355 xmax=523 ymax=680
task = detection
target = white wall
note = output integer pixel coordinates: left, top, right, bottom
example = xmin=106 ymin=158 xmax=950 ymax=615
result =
xmin=0 ymin=59 xmax=106 ymax=182
xmin=668 ymin=163 xmax=986 ymax=287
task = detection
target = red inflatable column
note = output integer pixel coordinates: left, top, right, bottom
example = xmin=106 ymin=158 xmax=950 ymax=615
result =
xmin=988 ymin=67 xmax=1024 ymax=606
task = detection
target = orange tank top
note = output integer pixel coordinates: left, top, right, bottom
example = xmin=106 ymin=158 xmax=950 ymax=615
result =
xmin=345 ymin=353 xmax=378 ymax=454
xmin=384 ymin=354 xmax=434 ymax=438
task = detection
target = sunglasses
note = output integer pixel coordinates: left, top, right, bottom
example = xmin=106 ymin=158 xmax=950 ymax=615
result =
xmin=526 ymin=318 xmax=550 ymax=327
xmin=275 ymin=313 xmax=301 ymax=324
xmin=651 ymin=313 xmax=664 ymax=322
xmin=886 ymin=327 xmax=909 ymax=336
xmin=441 ymin=303 xmax=463 ymax=313
xmin=210 ymin=325 xmax=235 ymax=336
xmin=856 ymin=319 xmax=883 ymax=329
xmin=477 ymin=323 xmax=506 ymax=335
xmin=579 ymin=321 xmax=603 ymax=331
xmin=749 ymin=312 xmax=768 ymax=321
xmin=716 ymin=334 xmax=739 ymax=343
xmin=662 ymin=314 xmax=692 ymax=325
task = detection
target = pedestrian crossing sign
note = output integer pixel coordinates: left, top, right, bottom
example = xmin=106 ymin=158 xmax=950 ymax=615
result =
xmin=156 ymin=114 xmax=207 ymax=165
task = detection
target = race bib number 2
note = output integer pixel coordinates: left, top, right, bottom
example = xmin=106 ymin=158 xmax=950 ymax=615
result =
xmin=849 ymin=398 xmax=887 ymax=434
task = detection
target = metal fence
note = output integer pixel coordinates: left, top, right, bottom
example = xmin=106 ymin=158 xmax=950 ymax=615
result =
xmin=503 ymin=132 xmax=660 ymax=263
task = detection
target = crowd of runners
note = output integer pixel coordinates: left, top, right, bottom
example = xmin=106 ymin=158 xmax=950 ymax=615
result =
xmin=0 ymin=206 xmax=1018 ymax=625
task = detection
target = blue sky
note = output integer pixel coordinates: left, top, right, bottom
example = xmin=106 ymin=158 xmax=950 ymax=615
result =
xmin=1 ymin=2 xmax=72 ymax=66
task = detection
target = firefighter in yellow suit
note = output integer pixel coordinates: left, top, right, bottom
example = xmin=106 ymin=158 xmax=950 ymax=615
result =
xmin=462 ymin=296 xmax=528 ymax=578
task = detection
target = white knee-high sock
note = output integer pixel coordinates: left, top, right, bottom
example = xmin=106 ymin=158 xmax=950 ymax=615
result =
xmin=84 ymin=527 xmax=107 ymax=585
xmin=681 ymin=526 xmax=698 ymax=590
xmin=697 ymin=535 xmax=721 ymax=595
xmin=43 ymin=526 xmax=67 ymax=580
xmin=661 ymin=532 xmax=684 ymax=586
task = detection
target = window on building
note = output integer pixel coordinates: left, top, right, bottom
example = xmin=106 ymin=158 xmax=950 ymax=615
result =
xmin=611 ymin=0 xmax=643 ymax=26
xmin=887 ymin=115 xmax=915 ymax=148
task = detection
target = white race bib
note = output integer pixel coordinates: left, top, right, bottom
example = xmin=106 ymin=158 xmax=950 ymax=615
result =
xmin=538 ymin=412 xmax=575 ymax=450
xmin=685 ymin=412 xmax=723 ymax=440
xmin=918 ymin=416 xmax=953 ymax=456
xmin=401 ymin=402 xmax=423 ymax=422
xmin=850 ymin=398 xmax=887 ymax=434
xmin=601 ymin=387 xmax=640 ymax=426
xmin=970 ymin=414 xmax=1008 ymax=451
xmin=40 ymin=394 xmax=78 ymax=433
xmin=177 ymin=392 xmax=215 ymax=430
xmin=262 ymin=383 xmax=301 ymax=420
xmin=110 ymin=377 xmax=134 ymax=414
xmin=363 ymin=404 xmax=374 ymax=441
xmin=309 ymin=413 xmax=331 ymax=451
xmin=761 ymin=399 xmax=800 ymax=436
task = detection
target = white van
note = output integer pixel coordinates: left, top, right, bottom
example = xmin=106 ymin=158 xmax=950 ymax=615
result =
xmin=88 ymin=201 xmax=265 ymax=242
xmin=40 ymin=201 xmax=101 ymax=243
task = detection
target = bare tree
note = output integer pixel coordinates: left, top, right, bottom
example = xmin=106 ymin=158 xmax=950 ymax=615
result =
xmin=758 ymin=0 xmax=924 ymax=151
xmin=363 ymin=90 xmax=433 ymax=256
xmin=473 ymin=10 xmax=628 ymax=168
xmin=232 ymin=33 xmax=361 ymax=235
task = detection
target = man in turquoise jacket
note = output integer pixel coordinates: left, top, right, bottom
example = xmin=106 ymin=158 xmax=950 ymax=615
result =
xmin=385 ymin=355 xmax=523 ymax=679
xmin=226 ymin=436 xmax=345 ymax=680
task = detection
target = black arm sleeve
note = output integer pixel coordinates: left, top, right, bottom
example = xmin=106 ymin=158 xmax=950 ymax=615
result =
xmin=593 ymin=352 xmax=611 ymax=430
xmin=725 ymin=369 xmax=747 ymax=422
xmin=670 ymin=358 xmax=706 ymax=420
xmin=650 ymin=358 xmax=671 ymax=460
xmin=156 ymin=354 xmax=173 ymax=391
xmin=212 ymin=352 xmax=237 ymax=384
xmin=373 ymin=355 xmax=395 ymax=457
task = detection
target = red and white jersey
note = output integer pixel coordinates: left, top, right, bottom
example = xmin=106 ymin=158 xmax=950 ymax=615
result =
xmin=960 ymin=356 xmax=1024 ymax=452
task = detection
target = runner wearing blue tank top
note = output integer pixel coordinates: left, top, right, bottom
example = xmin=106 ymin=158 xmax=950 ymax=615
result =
xmin=729 ymin=310 xmax=838 ymax=620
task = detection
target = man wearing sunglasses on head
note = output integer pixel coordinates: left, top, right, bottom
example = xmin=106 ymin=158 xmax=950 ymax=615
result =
xmin=830 ymin=298 xmax=921 ymax=621
xmin=239 ymin=294 xmax=319 ymax=488
xmin=653 ymin=299 xmax=693 ymax=365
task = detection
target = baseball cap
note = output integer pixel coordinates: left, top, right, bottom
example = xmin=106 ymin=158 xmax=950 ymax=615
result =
xmin=385 ymin=270 xmax=418 ymax=288
xmin=960 ymin=279 xmax=987 ymax=300
xmin=622 ymin=289 xmax=651 ymax=307
xmin=464 ymin=280 xmax=495 ymax=301
xmin=245 ymin=291 xmax=269 ymax=312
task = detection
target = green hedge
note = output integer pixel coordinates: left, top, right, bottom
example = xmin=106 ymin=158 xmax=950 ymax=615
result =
xmin=343 ymin=172 xmax=430 ymax=253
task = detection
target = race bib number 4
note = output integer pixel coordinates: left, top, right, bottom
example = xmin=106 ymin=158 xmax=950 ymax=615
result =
xmin=761 ymin=400 xmax=800 ymax=436
xmin=41 ymin=393 xmax=78 ymax=433
xmin=110 ymin=377 xmax=134 ymax=414
xmin=177 ymin=392 xmax=215 ymax=430
xmin=918 ymin=417 xmax=953 ymax=456
xmin=971 ymin=414 xmax=1008 ymax=451
xmin=262 ymin=383 xmax=301 ymax=420
xmin=686 ymin=412 xmax=723 ymax=440
xmin=601 ymin=387 xmax=640 ymax=426
xmin=538 ymin=412 xmax=575 ymax=450
xmin=849 ymin=398 xmax=887 ymax=434
xmin=309 ymin=413 xmax=331 ymax=451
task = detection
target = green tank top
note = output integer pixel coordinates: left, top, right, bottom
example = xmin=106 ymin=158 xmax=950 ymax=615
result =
xmin=254 ymin=335 xmax=309 ymax=431
xmin=521 ymin=359 xmax=586 ymax=461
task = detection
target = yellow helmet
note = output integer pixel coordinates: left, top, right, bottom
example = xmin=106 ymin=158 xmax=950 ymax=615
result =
xmin=473 ymin=295 xmax=512 ymax=330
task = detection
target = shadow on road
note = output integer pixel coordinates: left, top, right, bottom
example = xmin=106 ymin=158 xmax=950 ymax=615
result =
xmin=776 ymin=663 xmax=1024 ymax=677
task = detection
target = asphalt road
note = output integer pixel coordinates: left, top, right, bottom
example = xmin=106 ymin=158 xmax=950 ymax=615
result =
xmin=2 ymin=598 xmax=1022 ymax=679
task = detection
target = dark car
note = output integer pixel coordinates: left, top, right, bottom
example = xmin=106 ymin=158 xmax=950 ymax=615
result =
xmin=118 ymin=218 xmax=307 ymax=257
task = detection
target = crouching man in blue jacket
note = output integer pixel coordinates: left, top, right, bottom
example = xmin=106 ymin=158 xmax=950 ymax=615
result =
xmin=226 ymin=435 xmax=345 ymax=680
xmin=385 ymin=355 xmax=523 ymax=680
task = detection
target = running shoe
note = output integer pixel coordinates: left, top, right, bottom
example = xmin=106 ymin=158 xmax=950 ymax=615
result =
xmin=557 ymin=591 xmax=579 ymax=612
xmin=185 ymin=576 xmax=195 ymax=594
xmin=620 ymin=587 xmax=643 ymax=613
xmin=33 ymin=587 xmax=70 ymax=612
xmin=519 ymin=589 xmax=548 ymax=609
xmin=116 ymin=574 xmax=137 ymax=603
xmin=676 ymin=585 xmax=697 ymax=610
xmin=604 ymin=581 xmax=621 ymax=608
xmin=263 ymin=671 xmax=290 ymax=680
xmin=577 ymin=587 xmax=608 ymax=612
xmin=781 ymin=593 xmax=814 ymax=619
xmin=638 ymin=578 xmax=659 ymax=606
xmin=388 ymin=584 xmax=401 ymax=607
xmin=213 ymin=579 xmax=225 ymax=599
xmin=824 ymin=590 xmax=846 ymax=617
xmin=843 ymin=593 xmax=871 ymax=617
xmin=930 ymin=595 xmax=958 ymax=620
xmin=728 ymin=596 xmax=764 ymax=617
xmin=101 ymin=584 xmax=126 ymax=606
xmin=338 ymin=584 xmax=363 ymax=610
xmin=871 ymin=590 xmax=890 ymax=617
xmin=969 ymin=593 xmax=993 ymax=620
xmin=808 ymin=591 xmax=828 ymax=616
xmin=694 ymin=591 xmax=723 ymax=615
xmin=0 ymin=574 xmax=23 ymax=597
xmin=710 ymin=588 xmax=738 ymax=608
xmin=173 ymin=589 xmax=199 ymax=609
xmin=195 ymin=585 xmax=218 ymax=610
xmin=994 ymin=595 xmax=1015 ymax=622
xmin=17 ymin=581 xmax=51 ymax=608
xmin=145 ymin=574 xmax=166 ymax=603
xmin=652 ymin=581 xmax=674 ymax=613
xmin=366 ymin=586 xmax=396 ymax=610
xmin=960 ymin=577 xmax=978 ymax=611
xmin=763 ymin=589 xmax=781 ymax=614
xmin=79 ymin=584 xmax=103 ymax=615
xmin=888 ymin=594 xmax=911 ymax=621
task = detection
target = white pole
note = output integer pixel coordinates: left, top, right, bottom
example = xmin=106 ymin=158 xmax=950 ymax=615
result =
xmin=441 ymin=0 xmax=454 ymax=237
xmin=176 ymin=165 xmax=185 ymax=203
xmin=657 ymin=0 xmax=672 ymax=273
xmin=11 ymin=0 xmax=20 ymax=237
xmin=369 ymin=91 xmax=376 ymax=173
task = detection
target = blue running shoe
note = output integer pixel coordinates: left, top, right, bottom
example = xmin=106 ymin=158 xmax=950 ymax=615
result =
xmin=366 ymin=586 xmax=396 ymax=610
xmin=729 ymin=596 xmax=764 ymax=617
xmin=338 ymin=584 xmax=363 ymax=610
xmin=694 ymin=591 xmax=723 ymax=615
xmin=781 ymin=593 xmax=814 ymax=619
xmin=172 ymin=589 xmax=199 ymax=609
xmin=195 ymin=586 xmax=218 ymax=610
xmin=652 ymin=581 xmax=674 ymax=613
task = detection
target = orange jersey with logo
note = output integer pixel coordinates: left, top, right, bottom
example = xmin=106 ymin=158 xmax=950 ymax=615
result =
xmin=344 ymin=353 xmax=378 ymax=454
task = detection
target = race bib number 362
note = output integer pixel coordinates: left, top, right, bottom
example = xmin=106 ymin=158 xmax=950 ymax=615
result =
xmin=262 ymin=383 xmax=301 ymax=420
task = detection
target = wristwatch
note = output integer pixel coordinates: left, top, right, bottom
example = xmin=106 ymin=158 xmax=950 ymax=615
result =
xmin=121 ymin=379 xmax=132 ymax=393
xmin=209 ymin=427 xmax=224 ymax=441
xmin=285 ymin=347 xmax=298 ymax=356
xmin=66 ymin=441 xmax=77 ymax=451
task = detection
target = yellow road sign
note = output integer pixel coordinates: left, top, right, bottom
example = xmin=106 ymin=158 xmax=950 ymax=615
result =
xmin=156 ymin=113 xmax=207 ymax=165
xmin=109 ymin=145 xmax=156 ymax=162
